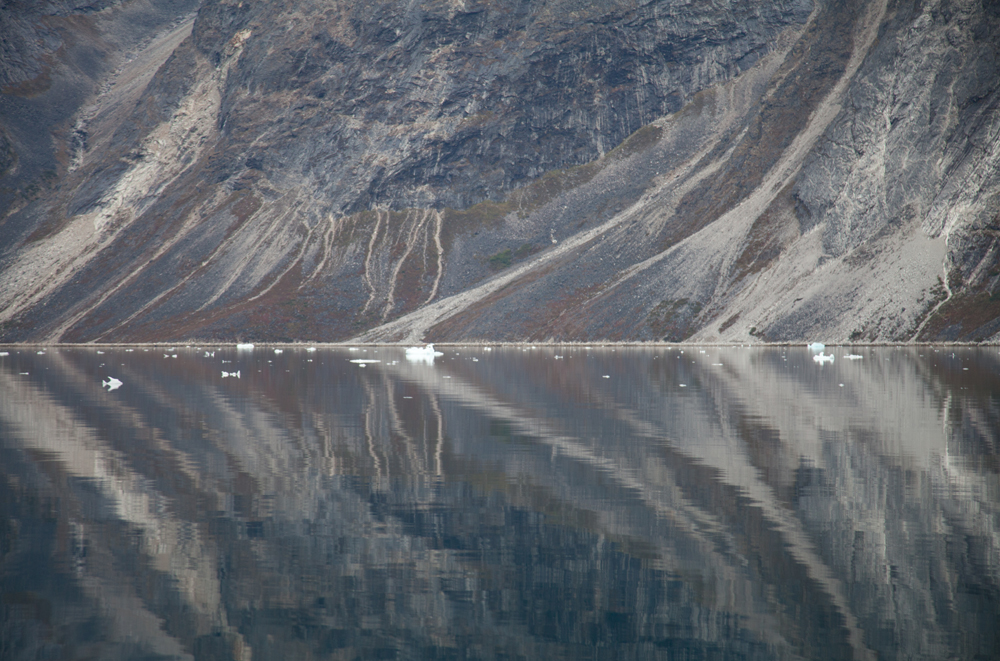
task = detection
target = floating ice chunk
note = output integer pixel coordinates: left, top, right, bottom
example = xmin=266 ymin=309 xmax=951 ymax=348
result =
xmin=306 ymin=347 xmax=317 ymax=352
xmin=204 ymin=351 xmax=215 ymax=357
xmin=36 ymin=351 xmax=45 ymax=355
xmin=236 ymin=343 xmax=254 ymax=350
xmin=0 ymin=352 xmax=8 ymax=356
xmin=405 ymin=344 xmax=444 ymax=364
xmin=102 ymin=377 xmax=123 ymax=391
xmin=274 ymin=348 xmax=283 ymax=354
xmin=845 ymin=354 xmax=863 ymax=360
xmin=164 ymin=354 xmax=178 ymax=358
xmin=96 ymin=350 xmax=105 ymax=354
xmin=807 ymin=342 xmax=826 ymax=352
xmin=679 ymin=383 xmax=687 ymax=387
xmin=813 ymin=353 xmax=835 ymax=364
xmin=350 ymin=359 xmax=381 ymax=364
xmin=222 ymin=370 xmax=241 ymax=378
xmin=602 ymin=375 xmax=610 ymax=379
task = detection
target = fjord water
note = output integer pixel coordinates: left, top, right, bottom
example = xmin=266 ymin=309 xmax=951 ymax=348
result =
xmin=1 ymin=346 xmax=997 ymax=660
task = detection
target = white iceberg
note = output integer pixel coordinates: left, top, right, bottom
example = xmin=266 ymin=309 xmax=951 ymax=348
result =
xmin=102 ymin=377 xmax=123 ymax=391
xmin=845 ymin=354 xmax=863 ymax=360
xmin=813 ymin=353 xmax=835 ymax=364
xmin=236 ymin=343 xmax=254 ymax=350
xmin=405 ymin=343 xmax=444 ymax=364
xmin=807 ymin=342 xmax=826 ymax=352
xmin=222 ymin=370 xmax=241 ymax=378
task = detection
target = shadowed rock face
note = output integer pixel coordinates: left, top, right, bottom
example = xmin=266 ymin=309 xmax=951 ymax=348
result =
xmin=0 ymin=0 xmax=998 ymax=343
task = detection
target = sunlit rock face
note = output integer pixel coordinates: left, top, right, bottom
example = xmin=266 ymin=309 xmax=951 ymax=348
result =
xmin=0 ymin=0 xmax=998 ymax=343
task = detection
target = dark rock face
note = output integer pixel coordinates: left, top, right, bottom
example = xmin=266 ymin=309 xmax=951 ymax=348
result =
xmin=198 ymin=0 xmax=810 ymax=212
xmin=0 ymin=0 xmax=998 ymax=343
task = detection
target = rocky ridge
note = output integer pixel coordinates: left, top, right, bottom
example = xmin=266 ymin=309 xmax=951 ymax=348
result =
xmin=0 ymin=0 xmax=997 ymax=343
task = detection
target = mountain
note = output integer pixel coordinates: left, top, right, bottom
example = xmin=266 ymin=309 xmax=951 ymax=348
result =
xmin=1 ymin=0 xmax=998 ymax=344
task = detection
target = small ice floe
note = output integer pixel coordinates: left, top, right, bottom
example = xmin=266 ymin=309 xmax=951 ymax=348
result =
xmin=845 ymin=354 xmax=863 ymax=360
xmin=679 ymin=383 xmax=687 ymax=387
xmin=125 ymin=349 xmax=133 ymax=352
xmin=403 ymin=396 xmax=413 ymax=399
xmin=813 ymin=353 xmax=835 ymax=365
xmin=274 ymin=348 xmax=283 ymax=354
xmin=164 ymin=354 xmax=177 ymax=358
xmin=602 ymin=375 xmax=610 ymax=379
xmin=96 ymin=350 xmax=105 ymax=354
xmin=554 ymin=355 xmax=563 ymax=360
xmin=204 ymin=351 xmax=215 ymax=357
xmin=0 ymin=351 xmax=8 ymax=356
xmin=350 ymin=359 xmax=381 ymax=364
xmin=36 ymin=351 xmax=45 ymax=355
xmin=236 ymin=343 xmax=254 ymax=350
xmin=405 ymin=344 xmax=443 ymax=364
xmin=306 ymin=347 xmax=316 ymax=352
xmin=222 ymin=370 xmax=241 ymax=378
xmin=102 ymin=377 xmax=123 ymax=391
xmin=807 ymin=342 xmax=826 ymax=352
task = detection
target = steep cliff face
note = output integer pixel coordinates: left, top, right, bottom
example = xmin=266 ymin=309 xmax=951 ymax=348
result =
xmin=0 ymin=0 xmax=997 ymax=343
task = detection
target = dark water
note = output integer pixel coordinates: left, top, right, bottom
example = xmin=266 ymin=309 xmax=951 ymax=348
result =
xmin=1 ymin=345 xmax=998 ymax=660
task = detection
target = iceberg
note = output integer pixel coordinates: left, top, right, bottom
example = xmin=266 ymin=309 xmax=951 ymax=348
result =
xmin=807 ymin=342 xmax=826 ymax=352
xmin=813 ymin=353 xmax=835 ymax=365
xmin=405 ymin=344 xmax=444 ymax=364
xmin=236 ymin=343 xmax=254 ymax=350
xmin=222 ymin=370 xmax=241 ymax=378
xmin=102 ymin=377 xmax=123 ymax=391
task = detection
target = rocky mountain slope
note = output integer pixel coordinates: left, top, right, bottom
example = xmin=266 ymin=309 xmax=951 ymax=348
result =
xmin=0 ymin=0 xmax=997 ymax=343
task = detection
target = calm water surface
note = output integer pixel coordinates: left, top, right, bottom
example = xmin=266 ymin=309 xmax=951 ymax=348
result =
xmin=1 ymin=345 xmax=998 ymax=660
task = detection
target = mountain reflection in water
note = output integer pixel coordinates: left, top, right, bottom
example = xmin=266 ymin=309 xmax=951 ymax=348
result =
xmin=1 ymin=346 xmax=998 ymax=660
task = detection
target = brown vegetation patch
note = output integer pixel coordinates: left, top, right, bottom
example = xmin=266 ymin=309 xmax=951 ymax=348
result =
xmin=718 ymin=312 xmax=741 ymax=334
xmin=646 ymin=298 xmax=703 ymax=342
xmin=731 ymin=182 xmax=800 ymax=281
xmin=426 ymin=260 xmax=565 ymax=340
xmin=917 ymin=290 xmax=1000 ymax=342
